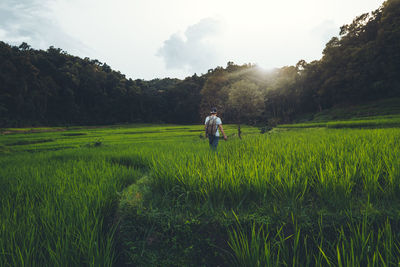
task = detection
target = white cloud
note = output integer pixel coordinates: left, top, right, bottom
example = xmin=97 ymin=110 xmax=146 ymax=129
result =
xmin=0 ymin=0 xmax=91 ymax=56
xmin=157 ymin=17 xmax=223 ymax=74
xmin=311 ymin=20 xmax=340 ymax=43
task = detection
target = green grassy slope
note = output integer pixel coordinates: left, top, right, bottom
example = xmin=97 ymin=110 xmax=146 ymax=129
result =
xmin=310 ymin=98 xmax=400 ymax=122
xmin=278 ymin=98 xmax=400 ymax=129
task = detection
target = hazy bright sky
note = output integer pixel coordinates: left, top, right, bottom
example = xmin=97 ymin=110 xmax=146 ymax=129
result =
xmin=0 ymin=0 xmax=385 ymax=79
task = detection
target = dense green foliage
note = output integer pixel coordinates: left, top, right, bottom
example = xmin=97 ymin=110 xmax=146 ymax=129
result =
xmin=0 ymin=44 xmax=204 ymax=126
xmin=1 ymin=0 xmax=399 ymax=127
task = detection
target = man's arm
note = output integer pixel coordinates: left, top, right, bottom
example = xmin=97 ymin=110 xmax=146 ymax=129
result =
xmin=218 ymin=124 xmax=227 ymax=140
xmin=204 ymin=116 xmax=209 ymax=137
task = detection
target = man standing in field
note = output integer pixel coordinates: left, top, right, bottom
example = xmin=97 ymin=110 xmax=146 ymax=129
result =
xmin=205 ymin=107 xmax=227 ymax=150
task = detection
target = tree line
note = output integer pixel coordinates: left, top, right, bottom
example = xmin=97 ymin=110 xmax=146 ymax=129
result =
xmin=0 ymin=43 xmax=204 ymax=126
xmin=1 ymin=0 xmax=399 ymax=127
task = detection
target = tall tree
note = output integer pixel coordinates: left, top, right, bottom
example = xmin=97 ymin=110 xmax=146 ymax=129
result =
xmin=226 ymin=79 xmax=264 ymax=138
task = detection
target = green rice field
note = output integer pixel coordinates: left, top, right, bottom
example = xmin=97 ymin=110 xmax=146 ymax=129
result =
xmin=1 ymin=121 xmax=400 ymax=266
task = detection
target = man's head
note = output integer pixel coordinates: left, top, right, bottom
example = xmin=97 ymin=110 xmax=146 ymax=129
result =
xmin=210 ymin=107 xmax=217 ymax=115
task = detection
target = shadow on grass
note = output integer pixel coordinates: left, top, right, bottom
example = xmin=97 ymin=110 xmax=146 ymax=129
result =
xmin=6 ymin=139 xmax=54 ymax=146
xmin=109 ymin=156 xmax=150 ymax=170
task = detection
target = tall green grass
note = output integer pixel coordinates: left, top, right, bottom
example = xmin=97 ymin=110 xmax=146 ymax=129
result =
xmin=1 ymin=124 xmax=400 ymax=265
xmin=149 ymin=128 xmax=400 ymax=207
xmin=228 ymin=213 xmax=400 ymax=266
xmin=115 ymin=126 xmax=400 ymax=265
xmin=0 ymin=124 xmax=256 ymax=266
xmin=0 ymin=150 xmax=141 ymax=266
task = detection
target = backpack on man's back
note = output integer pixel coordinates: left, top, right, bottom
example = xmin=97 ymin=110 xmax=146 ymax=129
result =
xmin=205 ymin=116 xmax=217 ymax=137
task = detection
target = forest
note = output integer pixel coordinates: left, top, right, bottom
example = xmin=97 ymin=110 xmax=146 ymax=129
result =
xmin=0 ymin=0 xmax=399 ymax=127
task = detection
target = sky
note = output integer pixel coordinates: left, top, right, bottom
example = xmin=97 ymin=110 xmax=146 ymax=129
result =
xmin=0 ymin=0 xmax=385 ymax=80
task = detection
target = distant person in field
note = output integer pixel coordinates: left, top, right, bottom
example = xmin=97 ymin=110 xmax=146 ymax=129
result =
xmin=205 ymin=107 xmax=227 ymax=150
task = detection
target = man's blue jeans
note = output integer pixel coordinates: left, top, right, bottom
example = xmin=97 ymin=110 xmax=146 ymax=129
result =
xmin=208 ymin=135 xmax=219 ymax=150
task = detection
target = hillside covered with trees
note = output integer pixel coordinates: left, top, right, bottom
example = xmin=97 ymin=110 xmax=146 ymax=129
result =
xmin=1 ymin=0 xmax=399 ymax=127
